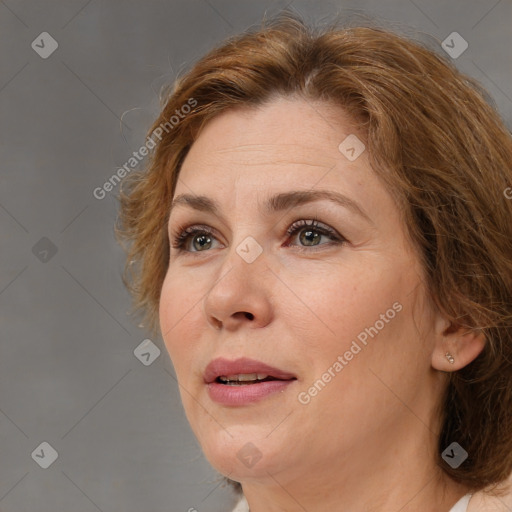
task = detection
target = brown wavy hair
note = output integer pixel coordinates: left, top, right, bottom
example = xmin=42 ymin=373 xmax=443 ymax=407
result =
xmin=117 ymin=10 xmax=512 ymax=496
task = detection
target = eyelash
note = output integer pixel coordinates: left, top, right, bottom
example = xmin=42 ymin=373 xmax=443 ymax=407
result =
xmin=170 ymin=217 xmax=346 ymax=255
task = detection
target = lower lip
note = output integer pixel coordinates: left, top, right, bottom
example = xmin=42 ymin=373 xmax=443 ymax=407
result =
xmin=207 ymin=380 xmax=296 ymax=406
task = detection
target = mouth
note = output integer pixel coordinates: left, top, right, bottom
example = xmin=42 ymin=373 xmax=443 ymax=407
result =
xmin=203 ymin=357 xmax=297 ymax=405
xmin=203 ymin=357 xmax=297 ymax=384
xmin=215 ymin=373 xmax=289 ymax=385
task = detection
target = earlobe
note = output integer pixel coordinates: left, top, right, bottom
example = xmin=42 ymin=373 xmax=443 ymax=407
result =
xmin=431 ymin=318 xmax=486 ymax=372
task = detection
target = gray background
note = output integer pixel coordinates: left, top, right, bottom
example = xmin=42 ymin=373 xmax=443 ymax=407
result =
xmin=1 ymin=1 xmax=511 ymax=511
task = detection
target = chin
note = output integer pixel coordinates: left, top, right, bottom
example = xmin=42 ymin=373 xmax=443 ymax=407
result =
xmin=197 ymin=425 xmax=286 ymax=480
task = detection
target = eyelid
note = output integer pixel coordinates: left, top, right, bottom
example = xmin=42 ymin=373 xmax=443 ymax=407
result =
xmin=169 ymin=217 xmax=347 ymax=255
xmin=284 ymin=218 xmax=346 ymax=251
xmin=170 ymin=223 xmax=221 ymax=250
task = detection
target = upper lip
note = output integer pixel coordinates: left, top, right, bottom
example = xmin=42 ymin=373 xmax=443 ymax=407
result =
xmin=203 ymin=357 xmax=297 ymax=384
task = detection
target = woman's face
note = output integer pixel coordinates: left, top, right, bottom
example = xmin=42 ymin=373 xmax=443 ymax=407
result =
xmin=159 ymin=96 xmax=445 ymax=487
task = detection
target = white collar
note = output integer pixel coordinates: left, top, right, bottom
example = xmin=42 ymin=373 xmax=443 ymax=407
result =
xmin=449 ymin=493 xmax=472 ymax=512
xmin=231 ymin=494 xmax=249 ymax=512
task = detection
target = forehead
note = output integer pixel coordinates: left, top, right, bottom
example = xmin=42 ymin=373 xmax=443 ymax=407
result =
xmin=178 ymin=97 xmax=375 ymax=192
xmin=187 ymin=97 xmax=360 ymax=157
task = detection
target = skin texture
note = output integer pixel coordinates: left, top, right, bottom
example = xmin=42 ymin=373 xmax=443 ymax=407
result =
xmin=159 ymin=96 xmax=486 ymax=512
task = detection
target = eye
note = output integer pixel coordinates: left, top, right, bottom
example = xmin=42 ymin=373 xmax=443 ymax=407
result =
xmin=170 ymin=224 xmax=220 ymax=253
xmin=170 ymin=218 xmax=346 ymax=255
xmin=284 ymin=218 xmax=346 ymax=252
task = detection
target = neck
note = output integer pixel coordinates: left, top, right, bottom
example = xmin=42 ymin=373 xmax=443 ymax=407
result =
xmin=241 ymin=464 xmax=468 ymax=512
xmin=239 ymin=417 xmax=470 ymax=512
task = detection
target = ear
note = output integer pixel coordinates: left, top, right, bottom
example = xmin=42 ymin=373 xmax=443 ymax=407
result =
xmin=431 ymin=312 xmax=486 ymax=372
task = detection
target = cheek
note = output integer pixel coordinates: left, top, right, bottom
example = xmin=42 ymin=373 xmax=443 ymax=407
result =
xmin=287 ymin=262 xmax=399 ymax=352
xmin=159 ymin=270 xmax=202 ymax=372
xmin=293 ymin=272 xmax=423 ymax=431
xmin=291 ymin=259 xmax=421 ymax=405
xmin=158 ymin=272 xmax=176 ymax=342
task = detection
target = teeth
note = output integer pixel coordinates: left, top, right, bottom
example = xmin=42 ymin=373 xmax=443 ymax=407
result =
xmin=218 ymin=373 xmax=269 ymax=382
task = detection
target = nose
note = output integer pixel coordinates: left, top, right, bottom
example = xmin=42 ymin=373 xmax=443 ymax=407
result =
xmin=203 ymin=244 xmax=274 ymax=332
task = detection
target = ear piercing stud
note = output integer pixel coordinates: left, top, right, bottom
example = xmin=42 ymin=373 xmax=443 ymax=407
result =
xmin=445 ymin=352 xmax=455 ymax=364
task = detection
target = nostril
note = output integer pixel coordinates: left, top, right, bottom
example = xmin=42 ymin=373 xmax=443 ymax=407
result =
xmin=245 ymin=312 xmax=254 ymax=320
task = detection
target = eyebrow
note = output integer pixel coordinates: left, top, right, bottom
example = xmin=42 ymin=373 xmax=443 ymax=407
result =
xmin=169 ymin=190 xmax=373 ymax=224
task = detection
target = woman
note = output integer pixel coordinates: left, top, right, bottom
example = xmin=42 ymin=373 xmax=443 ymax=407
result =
xmin=118 ymin=12 xmax=512 ymax=512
